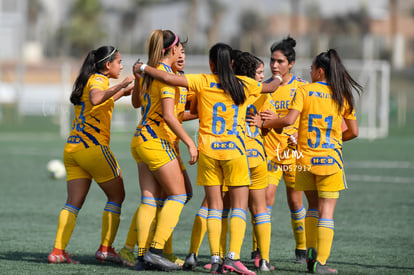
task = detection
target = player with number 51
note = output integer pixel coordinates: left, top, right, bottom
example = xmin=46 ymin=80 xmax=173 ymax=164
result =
xmin=247 ymin=49 xmax=362 ymax=274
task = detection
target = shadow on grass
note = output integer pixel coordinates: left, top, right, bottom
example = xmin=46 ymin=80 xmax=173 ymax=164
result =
xmin=0 ymin=251 xmax=124 ymax=267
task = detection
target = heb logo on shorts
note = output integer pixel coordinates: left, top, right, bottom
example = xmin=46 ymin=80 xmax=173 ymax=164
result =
xmin=211 ymin=141 xmax=236 ymax=150
xmin=311 ymin=156 xmax=335 ymax=165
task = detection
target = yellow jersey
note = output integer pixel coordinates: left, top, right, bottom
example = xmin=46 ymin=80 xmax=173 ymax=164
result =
xmin=290 ymin=81 xmax=356 ymax=175
xmin=264 ymin=74 xmax=308 ymax=164
xmin=131 ymin=63 xmax=176 ymax=147
xmin=185 ymin=73 xmax=262 ymax=160
xmin=65 ymin=73 xmax=113 ymax=152
xmin=165 ymin=71 xmax=189 ymax=143
xmin=245 ymin=94 xmax=271 ymax=168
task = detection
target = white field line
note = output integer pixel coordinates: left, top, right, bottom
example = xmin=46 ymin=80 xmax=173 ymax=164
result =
xmin=344 ymin=161 xmax=414 ymax=169
xmin=346 ymin=174 xmax=413 ymax=184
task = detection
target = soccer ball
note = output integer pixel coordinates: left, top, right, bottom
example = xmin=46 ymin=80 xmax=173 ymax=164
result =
xmin=47 ymin=159 xmax=66 ymax=179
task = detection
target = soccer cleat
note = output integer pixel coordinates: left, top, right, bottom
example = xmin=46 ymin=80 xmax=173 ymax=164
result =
xmin=313 ymin=261 xmax=338 ymax=274
xmin=143 ymin=249 xmax=181 ymax=271
xmin=95 ymin=245 xmax=121 ymax=263
xmin=258 ymin=259 xmax=275 ymax=272
xmin=117 ymin=246 xmax=135 ymax=267
xmin=210 ymin=262 xmax=223 ymax=274
xmin=295 ymin=248 xmax=307 ymax=264
xmin=306 ymin=247 xmax=317 ymax=272
xmin=134 ymin=256 xmax=148 ymax=271
xmin=249 ymin=249 xmax=260 ymax=268
xmin=164 ymin=253 xmax=184 ymax=266
xmin=183 ymin=252 xmax=198 ymax=270
xmin=204 ymin=263 xmax=212 ymax=270
xmin=222 ymin=258 xmax=256 ymax=275
xmin=48 ymin=250 xmax=79 ymax=264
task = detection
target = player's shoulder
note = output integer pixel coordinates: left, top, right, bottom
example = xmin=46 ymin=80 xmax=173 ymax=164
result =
xmin=292 ymin=75 xmax=308 ymax=85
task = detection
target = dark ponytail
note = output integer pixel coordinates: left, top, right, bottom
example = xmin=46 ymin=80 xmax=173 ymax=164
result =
xmin=70 ymin=46 xmax=118 ymax=105
xmin=314 ymin=49 xmax=362 ymax=113
xmin=209 ymin=43 xmax=245 ymax=105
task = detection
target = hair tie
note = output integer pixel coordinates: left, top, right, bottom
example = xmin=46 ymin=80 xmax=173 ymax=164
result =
xmin=96 ymin=48 xmax=117 ymax=64
xmin=162 ymin=33 xmax=178 ymax=53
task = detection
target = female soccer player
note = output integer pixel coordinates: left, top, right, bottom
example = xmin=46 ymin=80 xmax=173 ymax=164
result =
xmin=48 ymin=46 xmax=134 ymax=264
xmin=233 ymin=51 xmax=275 ymax=272
xmin=260 ymin=37 xmax=309 ymax=264
xmin=117 ymin=41 xmax=193 ymax=268
xmin=248 ymin=49 xmax=361 ymax=274
xmin=135 ymin=42 xmax=281 ymax=274
xmin=130 ymin=30 xmax=197 ymax=272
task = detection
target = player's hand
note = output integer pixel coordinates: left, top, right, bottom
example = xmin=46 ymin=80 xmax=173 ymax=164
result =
xmin=288 ymin=132 xmax=298 ymax=146
xmin=121 ymin=75 xmax=134 ymax=88
xmin=187 ymin=143 xmax=198 ymax=165
xmin=246 ymin=112 xmax=262 ymax=127
xmin=122 ymin=84 xmax=134 ymax=96
xmin=133 ymin=59 xmax=144 ymax=76
xmin=260 ymin=109 xmax=278 ymax=121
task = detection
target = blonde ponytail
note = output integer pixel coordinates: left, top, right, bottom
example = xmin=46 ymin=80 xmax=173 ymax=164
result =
xmin=142 ymin=30 xmax=164 ymax=93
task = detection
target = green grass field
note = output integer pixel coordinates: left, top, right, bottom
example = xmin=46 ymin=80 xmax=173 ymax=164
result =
xmin=0 ymin=113 xmax=413 ymax=274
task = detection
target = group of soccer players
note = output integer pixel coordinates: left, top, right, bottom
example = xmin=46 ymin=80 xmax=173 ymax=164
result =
xmin=48 ymin=29 xmax=362 ymax=275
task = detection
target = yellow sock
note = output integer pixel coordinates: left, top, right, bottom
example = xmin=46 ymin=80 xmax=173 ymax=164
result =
xmin=164 ymin=233 xmax=173 ymax=254
xmin=54 ymin=204 xmax=79 ymax=250
xmin=220 ymin=208 xmax=229 ymax=258
xmin=316 ymin=219 xmax=334 ymax=265
xmin=151 ymin=195 xmax=186 ymax=250
xmin=254 ymin=212 xmax=271 ymax=261
xmin=101 ymin=202 xmax=121 ymax=247
xmin=157 ymin=198 xmax=176 ymax=254
xmin=189 ymin=206 xmax=208 ymax=255
xmin=251 ymin=214 xmax=258 ymax=251
xmin=137 ymin=197 xmax=157 ymax=256
xmin=305 ymin=209 xmax=319 ymax=249
xmin=124 ymin=207 xmax=138 ymax=249
xmin=207 ymin=209 xmax=222 ymax=257
xmin=291 ymin=206 xmax=307 ymax=250
xmin=228 ymin=208 xmax=247 ymax=260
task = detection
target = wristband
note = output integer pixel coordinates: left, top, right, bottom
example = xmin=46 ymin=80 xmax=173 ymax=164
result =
xmin=274 ymin=75 xmax=282 ymax=83
xmin=140 ymin=64 xmax=147 ymax=72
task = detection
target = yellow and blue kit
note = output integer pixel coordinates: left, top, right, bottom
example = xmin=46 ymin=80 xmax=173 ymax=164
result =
xmin=290 ymin=81 xmax=356 ymax=177
xmin=131 ymin=63 xmax=178 ymax=170
xmin=65 ymin=73 xmax=114 ymax=151
xmin=64 ymin=73 xmax=121 ymax=182
xmin=185 ymin=73 xmax=263 ymax=160
xmin=131 ymin=63 xmax=177 ymax=145
xmin=264 ymin=74 xmax=308 ymax=164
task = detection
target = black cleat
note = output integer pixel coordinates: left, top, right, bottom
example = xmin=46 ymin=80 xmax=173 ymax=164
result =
xmin=183 ymin=252 xmax=197 ymax=270
xmin=295 ymin=248 xmax=307 ymax=264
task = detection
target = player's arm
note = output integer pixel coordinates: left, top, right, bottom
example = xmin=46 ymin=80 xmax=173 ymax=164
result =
xmin=90 ymin=75 xmax=134 ymax=105
xmin=162 ymin=97 xmax=198 ymax=164
xmin=261 ymin=76 xmax=282 ymax=93
xmin=247 ymin=109 xmax=300 ymax=129
xmin=131 ymin=74 xmax=142 ymax=108
xmin=133 ymin=61 xmax=189 ymax=88
xmin=183 ymin=111 xmax=198 ymax=121
xmin=189 ymin=94 xmax=198 ymax=115
xmin=342 ymin=118 xmax=358 ymax=141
